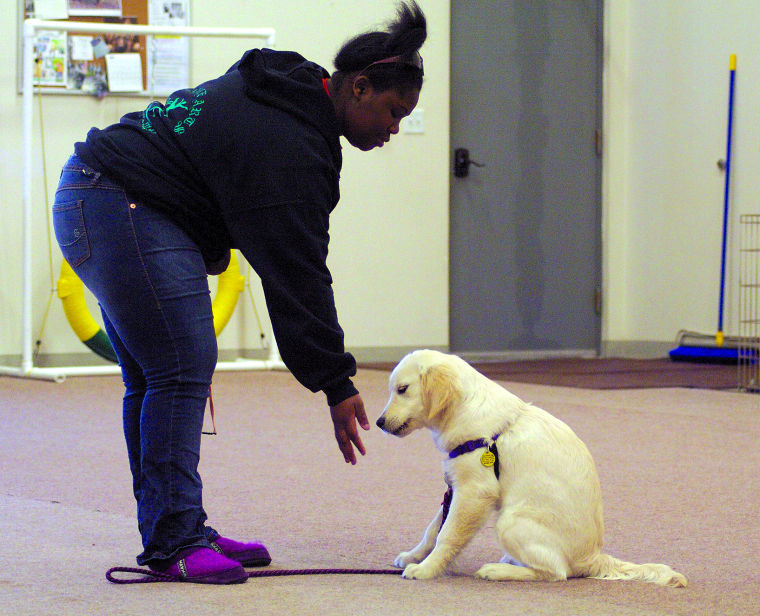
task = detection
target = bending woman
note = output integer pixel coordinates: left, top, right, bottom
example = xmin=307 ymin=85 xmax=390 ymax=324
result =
xmin=52 ymin=1 xmax=427 ymax=584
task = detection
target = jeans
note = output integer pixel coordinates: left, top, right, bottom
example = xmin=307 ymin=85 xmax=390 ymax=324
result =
xmin=52 ymin=154 xmax=218 ymax=566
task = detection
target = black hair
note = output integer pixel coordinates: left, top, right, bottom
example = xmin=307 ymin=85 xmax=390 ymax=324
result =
xmin=332 ymin=1 xmax=427 ymax=94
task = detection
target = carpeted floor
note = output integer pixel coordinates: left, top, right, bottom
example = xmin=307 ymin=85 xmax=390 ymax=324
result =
xmin=1 ymin=365 xmax=758 ymax=615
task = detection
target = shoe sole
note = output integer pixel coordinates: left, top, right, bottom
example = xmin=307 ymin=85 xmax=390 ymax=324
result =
xmin=185 ymin=565 xmax=248 ymax=584
xmin=212 ymin=542 xmax=271 ymax=568
xmin=235 ymin=547 xmax=272 ymax=568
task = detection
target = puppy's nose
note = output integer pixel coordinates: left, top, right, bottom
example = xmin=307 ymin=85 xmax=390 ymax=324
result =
xmin=376 ymin=417 xmax=385 ymax=429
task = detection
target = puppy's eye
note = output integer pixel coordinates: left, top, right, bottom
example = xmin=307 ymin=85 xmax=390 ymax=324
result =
xmin=397 ymin=384 xmax=409 ymax=395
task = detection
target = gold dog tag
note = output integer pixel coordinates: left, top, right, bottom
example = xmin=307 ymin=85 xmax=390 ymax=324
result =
xmin=480 ymin=450 xmax=496 ymax=467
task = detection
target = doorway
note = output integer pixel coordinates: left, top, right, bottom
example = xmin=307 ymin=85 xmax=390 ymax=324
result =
xmin=449 ymin=0 xmax=603 ymax=358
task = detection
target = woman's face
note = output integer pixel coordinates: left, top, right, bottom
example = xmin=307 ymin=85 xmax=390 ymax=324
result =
xmin=343 ymin=79 xmax=420 ymax=151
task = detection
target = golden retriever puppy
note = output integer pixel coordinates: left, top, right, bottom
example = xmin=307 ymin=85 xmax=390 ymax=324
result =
xmin=376 ymin=349 xmax=687 ymax=587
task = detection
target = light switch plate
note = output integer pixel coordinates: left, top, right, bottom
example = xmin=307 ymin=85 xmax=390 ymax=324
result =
xmin=403 ymin=108 xmax=424 ymax=134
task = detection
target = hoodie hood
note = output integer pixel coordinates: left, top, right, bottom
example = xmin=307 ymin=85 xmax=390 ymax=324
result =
xmin=235 ymin=48 xmax=342 ymax=166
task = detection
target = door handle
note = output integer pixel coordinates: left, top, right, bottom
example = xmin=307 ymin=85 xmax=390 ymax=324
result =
xmin=453 ymin=148 xmax=485 ymax=178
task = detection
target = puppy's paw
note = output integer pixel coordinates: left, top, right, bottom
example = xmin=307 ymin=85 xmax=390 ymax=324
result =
xmin=475 ymin=563 xmax=506 ymax=580
xmin=402 ymin=562 xmax=440 ymax=580
xmin=394 ymin=551 xmax=421 ymax=569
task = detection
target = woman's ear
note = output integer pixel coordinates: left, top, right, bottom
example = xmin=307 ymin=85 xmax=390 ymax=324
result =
xmin=352 ymin=74 xmax=372 ymax=99
xmin=421 ymin=363 xmax=461 ymax=421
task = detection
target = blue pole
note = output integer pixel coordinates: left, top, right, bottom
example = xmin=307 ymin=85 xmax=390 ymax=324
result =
xmin=717 ymin=54 xmax=736 ymax=346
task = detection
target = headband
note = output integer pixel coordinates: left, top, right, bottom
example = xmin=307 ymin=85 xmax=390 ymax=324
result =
xmin=359 ymin=51 xmax=424 ymax=76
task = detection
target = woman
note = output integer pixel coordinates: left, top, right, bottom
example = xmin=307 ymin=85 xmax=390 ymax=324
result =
xmin=52 ymin=2 xmax=427 ymax=584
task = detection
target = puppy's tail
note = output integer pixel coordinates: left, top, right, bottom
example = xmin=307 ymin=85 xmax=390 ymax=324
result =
xmin=584 ymin=553 xmax=687 ymax=587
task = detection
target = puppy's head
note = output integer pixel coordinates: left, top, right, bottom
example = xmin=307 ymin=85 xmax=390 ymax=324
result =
xmin=376 ymin=349 xmax=462 ymax=437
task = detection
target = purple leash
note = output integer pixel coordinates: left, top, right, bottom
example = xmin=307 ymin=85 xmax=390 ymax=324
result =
xmin=440 ymin=485 xmax=453 ymax=530
xmin=107 ymin=486 xmax=456 ymax=584
xmin=106 ymin=566 xmax=402 ymax=584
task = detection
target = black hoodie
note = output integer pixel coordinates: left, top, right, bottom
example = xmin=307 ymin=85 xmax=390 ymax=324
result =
xmin=75 ymin=48 xmax=358 ymax=406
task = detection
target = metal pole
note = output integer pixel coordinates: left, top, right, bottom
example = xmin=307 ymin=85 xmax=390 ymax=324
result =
xmin=21 ymin=20 xmax=36 ymax=375
xmin=25 ymin=19 xmax=275 ymax=44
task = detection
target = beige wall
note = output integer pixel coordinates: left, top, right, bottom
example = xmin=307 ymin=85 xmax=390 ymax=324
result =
xmin=0 ymin=0 xmax=450 ymax=364
xmin=603 ymin=0 xmax=760 ymax=355
xmin=4 ymin=0 xmax=760 ymax=367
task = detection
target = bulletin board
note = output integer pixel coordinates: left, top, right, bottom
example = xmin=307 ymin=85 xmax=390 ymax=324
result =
xmin=19 ymin=0 xmax=190 ymax=96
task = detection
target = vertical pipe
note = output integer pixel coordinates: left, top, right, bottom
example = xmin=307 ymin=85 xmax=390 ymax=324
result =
xmin=737 ymin=215 xmax=751 ymax=389
xmin=747 ymin=216 xmax=753 ymax=389
xmin=21 ymin=21 xmax=35 ymax=374
xmin=746 ymin=215 xmax=760 ymax=391
xmin=738 ymin=215 xmax=743 ymax=388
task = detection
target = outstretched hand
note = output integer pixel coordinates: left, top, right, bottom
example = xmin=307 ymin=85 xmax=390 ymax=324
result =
xmin=330 ymin=393 xmax=370 ymax=465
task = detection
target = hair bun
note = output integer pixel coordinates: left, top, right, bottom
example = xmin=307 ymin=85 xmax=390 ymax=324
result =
xmin=332 ymin=2 xmax=427 ymax=92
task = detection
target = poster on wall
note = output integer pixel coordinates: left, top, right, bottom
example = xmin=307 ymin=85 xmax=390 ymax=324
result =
xmin=30 ymin=0 xmax=68 ymax=19
xmin=104 ymin=52 xmax=143 ymax=91
xmin=67 ymin=15 xmax=141 ymax=94
xmin=68 ymin=0 xmax=123 ymax=17
xmin=20 ymin=0 xmax=191 ymax=96
xmin=146 ymin=0 xmax=190 ymax=95
xmin=33 ymin=29 xmax=67 ymax=86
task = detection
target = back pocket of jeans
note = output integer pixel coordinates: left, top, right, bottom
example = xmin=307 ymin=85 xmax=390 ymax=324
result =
xmin=53 ymin=200 xmax=91 ymax=267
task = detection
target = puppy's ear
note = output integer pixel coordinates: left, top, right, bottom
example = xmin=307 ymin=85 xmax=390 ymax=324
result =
xmin=421 ymin=363 xmax=461 ymax=420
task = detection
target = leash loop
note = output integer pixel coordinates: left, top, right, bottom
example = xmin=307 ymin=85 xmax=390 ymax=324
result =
xmin=106 ymin=567 xmax=184 ymax=584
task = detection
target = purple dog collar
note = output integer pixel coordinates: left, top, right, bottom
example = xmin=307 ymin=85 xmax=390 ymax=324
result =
xmin=448 ymin=434 xmax=500 ymax=459
xmin=448 ymin=434 xmax=501 ymax=479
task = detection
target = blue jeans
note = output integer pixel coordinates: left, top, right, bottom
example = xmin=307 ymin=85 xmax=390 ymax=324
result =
xmin=52 ymin=154 xmax=219 ymax=566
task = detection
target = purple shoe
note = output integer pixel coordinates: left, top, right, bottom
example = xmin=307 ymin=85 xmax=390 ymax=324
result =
xmin=150 ymin=547 xmax=248 ymax=584
xmin=210 ymin=536 xmax=271 ymax=567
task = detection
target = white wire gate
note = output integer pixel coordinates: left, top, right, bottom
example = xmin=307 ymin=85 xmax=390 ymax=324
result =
xmin=738 ymin=214 xmax=760 ymax=391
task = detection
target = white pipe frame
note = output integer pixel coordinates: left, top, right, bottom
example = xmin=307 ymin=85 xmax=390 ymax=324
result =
xmin=0 ymin=19 xmax=284 ymax=382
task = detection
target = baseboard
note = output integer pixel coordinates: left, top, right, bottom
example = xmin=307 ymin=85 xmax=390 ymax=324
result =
xmin=1 ymin=342 xmax=672 ymax=372
xmin=0 ymin=347 xmax=441 ymax=370
xmin=600 ymin=340 xmax=673 ymax=359
xmin=349 ymin=346 xmax=448 ymax=362
xmin=455 ymin=349 xmax=598 ymax=363
xmin=0 ymin=352 xmax=115 ymax=368
xmin=0 ymin=348 xmax=276 ymax=370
